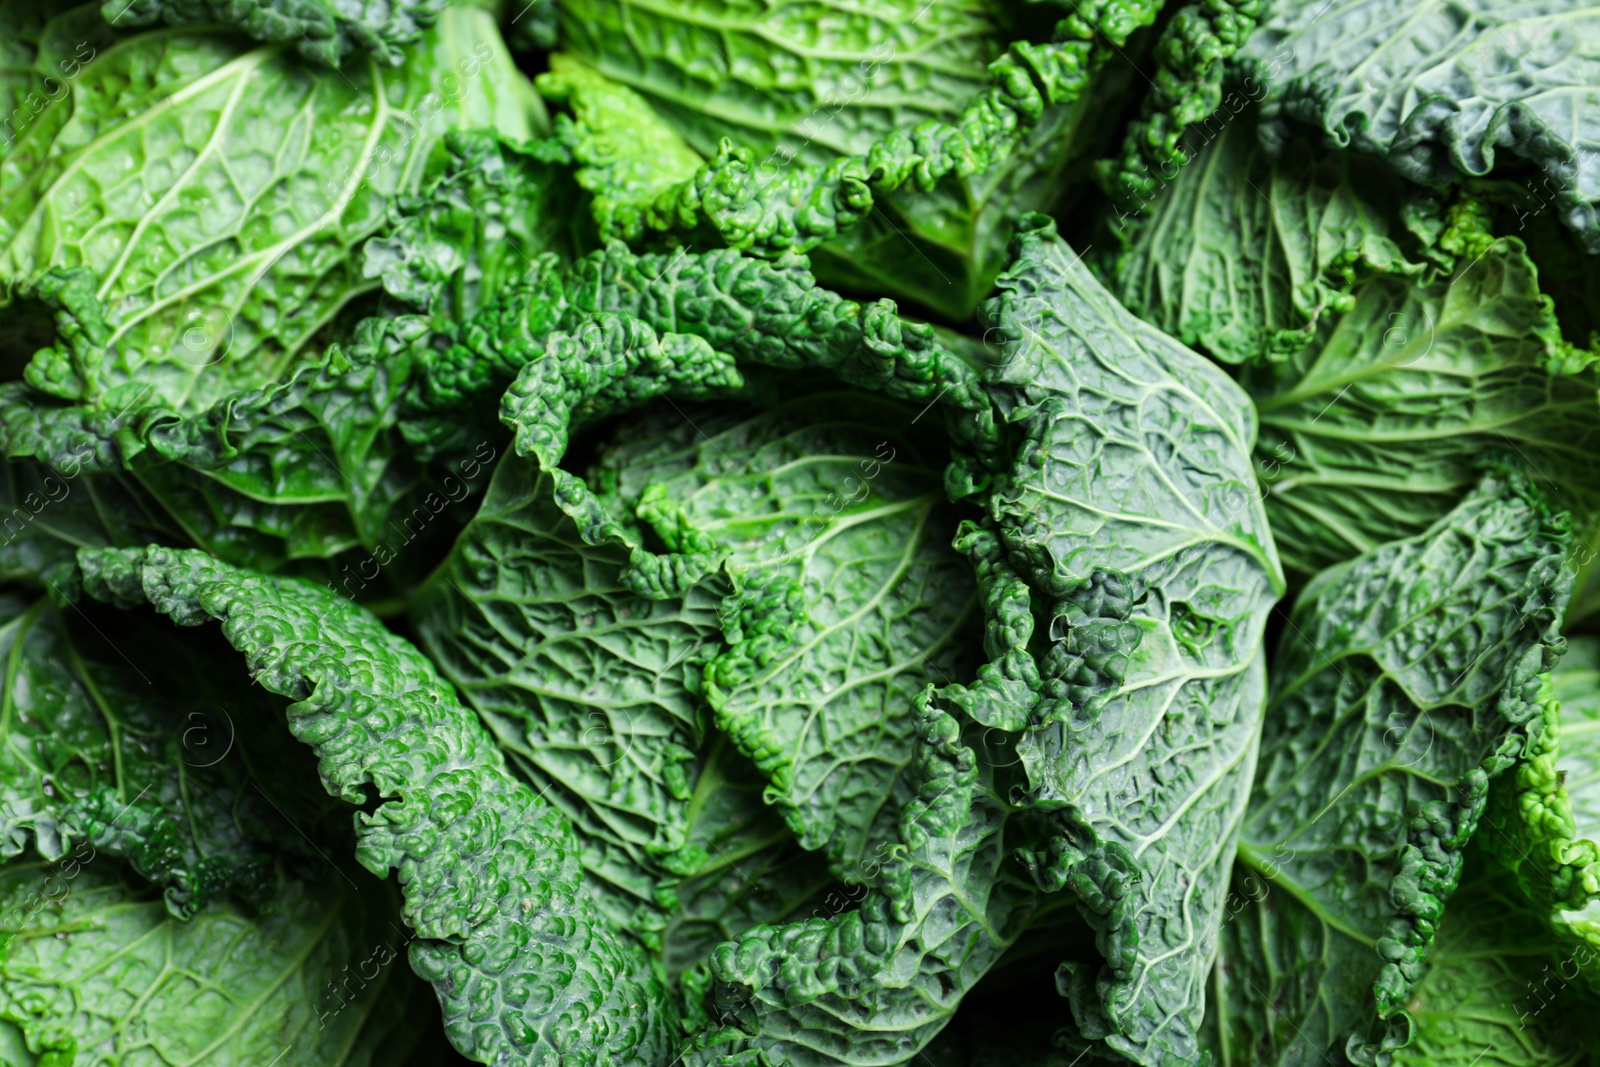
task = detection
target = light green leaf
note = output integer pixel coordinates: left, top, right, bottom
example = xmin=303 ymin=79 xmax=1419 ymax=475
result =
xmin=362 ymin=128 xmax=588 ymax=323
xmin=595 ymin=388 xmax=980 ymax=874
xmin=0 ymin=317 xmax=501 ymax=585
xmin=1555 ymin=639 xmax=1600 ymax=895
xmin=1479 ymin=635 xmax=1600 ymax=975
xmin=976 ymin=213 xmax=1283 ymax=1065
xmin=73 ymin=545 xmax=677 ymax=1066
xmin=662 ymin=735 xmax=835 ymax=988
xmin=0 ymin=861 xmax=436 ymax=1067
xmin=1111 ymin=111 xmax=1433 ymax=367
xmin=1217 ymin=472 xmax=1571 ymax=1065
xmin=1242 ymin=216 xmax=1600 ymax=614
xmin=535 ymin=55 xmax=707 ymax=239
xmin=1107 ymin=112 xmax=1600 ymax=616
xmin=541 ymin=0 xmax=1161 ymax=319
xmin=688 ymin=696 xmax=1041 ymax=1066
xmin=0 ymin=3 xmax=541 ymax=412
xmin=411 ymin=449 xmax=733 ymax=929
xmin=1391 ymin=860 xmax=1600 ymax=1067
xmin=0 ymin=590 xmax=349 ymax=917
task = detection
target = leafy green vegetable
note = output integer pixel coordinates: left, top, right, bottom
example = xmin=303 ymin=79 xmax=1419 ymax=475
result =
xmin=1239 ymin=0 xmax=1600 ymax=250
xmin=4 ymin=4 xmax=1600 ymax=1062
xmin=1243 ymin=224 xmax=1600 ymax=604
xmin=0 ymin=585 xmax=446 ymax=1064
xmin=1480 ymin=635 xmax=1600 ymax=967
xmin=556 ymin=0 xmax=1008 ymax=161
xmin=976 ymin=214 xmax=1284 ymax=1064
xmin=416 ymin=354 xmax=979 ymax=997
xmin=1 ymin=862 xmax=438 ymax=1066
xmin=1209 ymin=852 xmax=1600 ymax=1067
xmin=659 ymin=733 xmax=834 ymax=989
xmin=422 ymin=424 xmax=830 ymax=1006
xmin=364 ymin=129 xmax=586 ymax=325
xmin=412 ymin=447 xmax=735 ymax=930
xmin=0 ymin=2 xmax=541 ymax=412
xmin=0 ymin=591 xmax=332 ymax=915
xmin=0 ymin=318 xmax=500 ymax=588
xmin=598 ymin=390 xmax=979 ymax=874
xmin=468 ymin=239 xmax=1006 ymax=492
xmin=1097 ymin=0 xmax=1260 ymax=211
xmin=1551 ymin=641 xmax=1600 ymax=942
xmin=1215 ymin=470 xmax=1571 ymax=1065
xmin=1389 ymin=858 xmax=1600 ymax=1067
xmin=686 ymin=690 xmax=1042 ymax=1066
xmin=1112 ymin=111 xmax=1600 ymax=618
xmin=533 ymin=55 xmax=714 ymax=241
xmin=102 ymin=0 xmax=450 ymax=66
xmin=73 ymin=545 xmax=677 ymax=1065
xmin=1111 ymin=112 xmax=1436 ymax=367
xmin=538 ymin=0 xmax=1158 ymax=318
xmin=0 ymin=100 xmax=582 ymax=590
xmin=406 ymin=224 xmax=1031 ymax=1059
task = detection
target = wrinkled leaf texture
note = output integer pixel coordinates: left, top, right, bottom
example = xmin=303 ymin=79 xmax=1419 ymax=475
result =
xmin=1216 ymin=471 xmax=1571 ymax=1065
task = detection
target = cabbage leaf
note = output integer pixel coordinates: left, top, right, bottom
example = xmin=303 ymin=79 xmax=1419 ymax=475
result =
xmin=1239 ymin=0 xmax=1600 ymax=250
xmin=1214 ymin=471 xmax=1571 ymax=1064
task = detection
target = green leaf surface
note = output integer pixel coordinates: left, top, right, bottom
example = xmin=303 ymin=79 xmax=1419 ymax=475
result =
xmin=541 ymin=0 xmax=1163 ymax=319
xmin=0 ymin=587 xmax=365 ymax=914
xmin=0 ymin=455 xmax=176 ymax=586
xmin=0 ymin=317 xmax=503 ymax=585
xmin=687 ymin=698 xmax=1040 ymax=1067
xmin=807 ymin=72 xmax=1133 ymax=321
xmin=0 ymin=3 xmax=540 ymax=412
xmin=413 ymin=435 xmax=839 ymax=1002
xmin=1097 ymin=0 xmax=1260 ymax=212
xmin=1241 ymin=220 xmax=1600 ymax=610
xmin=419 ymin=245 xmax=1026 ymax=1065
xmin=977 ymin=214 xmax=1283 ymax=1065
xmin=101 ymin=0 xmax=449 ymax=66
xmin=363 ymin=128 xmax=588 ymax=324
xmin=594 ymin=388 xmax=981 ymax=874
xmin=0 ymin=583 xmax=436 ymax=1065
xmin=1239 ymin=0 xmax=1600 ymax=250
xmin=1555 ymin=639 xmax=1600 ymax=893
xmin=551 ymin=242 xmax=1005 ymax=488
xmin=661 ymin=734 xmax=835 ymax=989
xmin=1479 ymin=635 xmax=1600 ymax=976
xmin=557 ymin=0 xmax=1005 ymax=164
xmin=1215 ymin=472 xmax=1571 ymax=1065
xmin=411 ymin=449 xmax=732 ymax=928
xmin=72 ymin=545 xmax=676 ymax=1066
xmin=420 ymin=239 xmax=1003 ymax=507
xmin=1389 ymin=858 xmax=1600 ymax=1067
xmin=533 ymin=54 xmax=706 ymax=239
xmin=1108 ymin=112 xmax=1600 ymax=613
xmin=547 ymin=0 xmax=1025 ymax=320
xmin=1111 ymin=111 xmax=1434 ymax=367
xmin=0 ymin=860 xmax=435 ymax=1066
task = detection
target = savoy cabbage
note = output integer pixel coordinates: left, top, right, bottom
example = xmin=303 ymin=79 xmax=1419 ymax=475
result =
xmin=4 ymin=1 xmax=1600 ymax=1065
